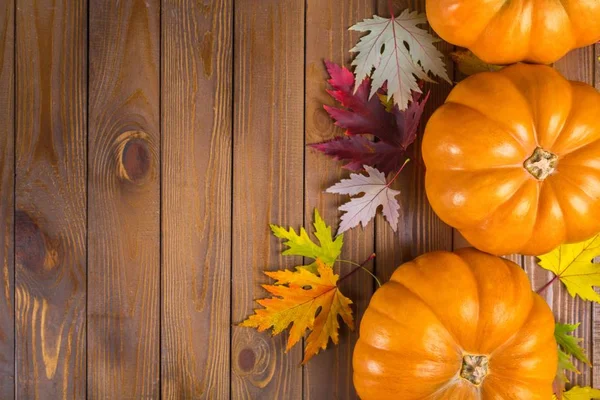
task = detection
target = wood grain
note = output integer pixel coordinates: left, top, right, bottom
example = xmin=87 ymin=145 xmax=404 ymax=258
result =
xmin=88 ymin=1 xmax=160 ymax=398
xmin=231 ymin=1 xmax=304 ymax=398
xmin=303 ymin=1 xmax=376 ymax=399
xmin=0 ymin=1 xmax=14 ymax=397
xmin=374 ymin=0 xmax=454 ymax=283
xmin=593 ymin=42 xmax=600 ymax=388
xmin=523 ymin=46 xmax=597 ymax=388
xmin=161 ymin=0 xmax=232 ymax=398
xmin=15 ymin=0 xmax=87 ymax=397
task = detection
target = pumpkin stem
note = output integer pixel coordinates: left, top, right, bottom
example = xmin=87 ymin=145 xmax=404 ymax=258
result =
xmin=460 ymin=354 xmax=488 ymax=385
xmin=524 ymin=147 xmax=558 ymax=180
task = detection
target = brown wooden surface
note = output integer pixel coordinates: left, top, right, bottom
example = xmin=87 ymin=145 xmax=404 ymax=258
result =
xmin=161 ymin=0 xmax=232 ymax=398
xmin=0 ymin=0 xmax=598 ymax=398
xmin=231 ymin=1 xmax=305 ymax=398
xmin=375 ymin=0 xmax=454 ymax=288
xmin=303 ymin=1 xmax=376 ymax=399
xmin=594 ymin=42 xmax=600 ymax=388
xmin=15 ymin=0 xmax=87 ymax=398
xmin=88 ymin=0 xmax=160 ymax=398
xmin=0 ymin=1 xmax=13 ymax=397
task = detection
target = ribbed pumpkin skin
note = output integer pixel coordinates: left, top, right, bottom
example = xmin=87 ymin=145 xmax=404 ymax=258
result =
xmin=426 ymin=0 xmax=600 ymax=65
xmin=353 ymin=249 xmax=557 ymax=400
xmin=423 ymin=63 xmax=600 ymax=256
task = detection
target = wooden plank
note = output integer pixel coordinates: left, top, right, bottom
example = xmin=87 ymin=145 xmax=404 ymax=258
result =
xmin=593 ymin=42 xmax=600 ymax=388
xmin=14 ymin=1 xmax=87 ymax=397
xmin=375 ymin=0 xmax=454 ymax=283
xmin=161 ymin=0 xmax=232 ymax=398
xmin=303 ymin=1 xmax=376 ymax=399
xmin=87 ymin=1 xmax=160 ymax=398
xmin=523 ymin=46 xmax=596 ymax=387
xmin=0 ymin=1 xmax=14 ymax=397
xmin=231 ymin=1 xmax=304 ymax=398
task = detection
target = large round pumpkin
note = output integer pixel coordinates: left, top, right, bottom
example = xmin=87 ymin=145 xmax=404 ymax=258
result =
xmin=423 ymin=63 xmax=600 ymax=256
xmin=426 ymin=0 xmax=600 ymax=64
xmin=353 ymin=248 xmax=557 ymax=399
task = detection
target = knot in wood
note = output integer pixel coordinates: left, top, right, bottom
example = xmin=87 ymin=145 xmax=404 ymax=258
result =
xmin=121 ymin=136 xmax=151 ymax=183
xmin=15 ymin=211 xmax=56 ymax=274
xmin=238 ymin=348 xmax=256 ymax=372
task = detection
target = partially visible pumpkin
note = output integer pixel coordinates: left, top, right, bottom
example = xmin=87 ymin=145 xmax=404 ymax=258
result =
xmin=353 ymin=248 xmax=557 ymax=399
xmin=423 ymin=63 xmax=600 ymax=256
xmin=426 ymin=0 xmax=600 ymax=64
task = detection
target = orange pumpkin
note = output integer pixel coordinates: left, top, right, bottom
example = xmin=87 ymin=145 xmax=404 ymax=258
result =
xmin=353 ymin=248 xmax=557 ymax=399
xmin=423 ymin=63 xmax=600 ymax=256
xmin=426 ymin=0 xmax=600 ymax=65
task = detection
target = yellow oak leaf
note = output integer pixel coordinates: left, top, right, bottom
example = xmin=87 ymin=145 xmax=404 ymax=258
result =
xmin=240 ymin=260 xmax=354 ymax=364
xmin=537 ymin=234 xmax=600 ymax=302
xmin=553 ymin=386 xmax=600 ymax=400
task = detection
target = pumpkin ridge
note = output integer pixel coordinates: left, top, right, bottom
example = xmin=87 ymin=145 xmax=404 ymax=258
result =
xmin=554 ymin=133 xmax=600 ymax=159
xmin=444 ymin=91 xmax=534 ymax=151
xmin=385 ymin=278 xmax=465 ymax=350
xmin=487 ymin=293 xmax=546 ymax=362
xmin=547 ymin=177 xmax=595 ymax=239
xmin=518 ymin=180 xmax=565 ymax=254
xmin=461 ymin=173 xmax=530 ymax=228
xmin=543 ymin=82 xmax=582 ymax=153
xmin=498 ymin=65 xmax=578 ymax=147
xmin=460 ymin=180 xmax=540 ymax=255
xmin=554 ymin=167 xmax=600 ymax=205
xmin=455 ymin=249 xmax=537 ymax=353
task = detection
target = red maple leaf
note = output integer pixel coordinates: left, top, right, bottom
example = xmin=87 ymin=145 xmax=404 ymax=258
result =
xmin=309 ymin=61 xmax=429 ymax=175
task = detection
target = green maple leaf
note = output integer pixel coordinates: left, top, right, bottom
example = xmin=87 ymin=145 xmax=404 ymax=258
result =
xmin=557 ymin=348 xmax=578 ymax=383
xmin=555 ymin=323 xmax=591 ymax=367
xmin=554 ymin=323 xmax=592 ymax=397
xmin=538 ymin=234 xmax=600 ymax=302
xmin=554 ymin=386 xmax=600 ymax=400
xmin=270 ymin=209 xmax=343 ymax=273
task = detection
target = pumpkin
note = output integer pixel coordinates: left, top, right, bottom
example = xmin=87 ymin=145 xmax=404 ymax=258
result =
xmin=426 ymin=0 xmax=600 ymax=65
xmin=422 ymin=63 xmax=600 ymax=256
xmin=353 ymin=248 xmax=557 ymax=399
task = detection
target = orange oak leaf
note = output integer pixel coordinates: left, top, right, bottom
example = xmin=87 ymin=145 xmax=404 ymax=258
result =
xmin=240 ymin=260 xmax=354 ymax=363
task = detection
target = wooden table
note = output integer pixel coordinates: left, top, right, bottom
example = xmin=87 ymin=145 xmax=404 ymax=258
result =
xmin=0 ymin=0 xmax=598 ymax=398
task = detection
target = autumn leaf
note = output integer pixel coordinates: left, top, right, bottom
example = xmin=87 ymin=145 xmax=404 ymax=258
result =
xmin=556 ymin=323 xmax=591 ymax=367
xmin=350 ymin=10 xmax=450 ymax=110
xmin=450 ymin=50 xmax=503 ymax=76
xmin=240 ymin=260 xmax=354 ymax=364
xmin=537 ymin=234 xmax=600 ymax=302
xmin=553 ymin=386 xmax=600 ymax=400
xmin=554 ymin=323 xmax=591 ymax=394
xmin=326 ymin=165 xmax=402 ymax=235
xmin=270 ymin=209 xmax=343 ymax=273
xmin=310 ymin=61 xmax=429 ymax=175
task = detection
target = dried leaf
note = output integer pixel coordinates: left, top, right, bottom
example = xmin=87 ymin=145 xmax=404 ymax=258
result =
xmin=326 ymin=165 xmax=401 ymax=235
xmin=537 ymin=234 xmax=600 ymax=302
xmin=310 ymin=62 xmax=428 ymax=175
xmin=350 ymin=11 xmax=449 ymax=110
xmin=240 ymin=260 xmax=354 ymax=364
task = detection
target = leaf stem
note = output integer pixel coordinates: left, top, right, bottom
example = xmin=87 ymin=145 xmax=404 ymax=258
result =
xmin=386 ymin=158 xmax=410 ymax=187
xmin=387 ymin=0 xmax=395 ymax=18
xmin=338 ymin=253 xmax=377 ymax=285
xmin=536 ymin=275 xmax=559 ymax=294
